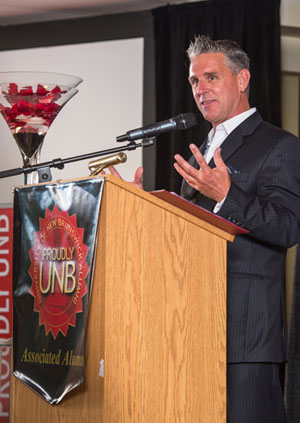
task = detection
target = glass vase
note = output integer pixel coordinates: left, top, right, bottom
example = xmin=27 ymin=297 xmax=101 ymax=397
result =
xmin=0 ymin=71 xmax=82 ymax=185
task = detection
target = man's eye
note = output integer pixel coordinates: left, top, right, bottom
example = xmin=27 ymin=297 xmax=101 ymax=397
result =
xmin=208 ymin=75 xmax=216 ymax=81
xmin=191 ymin=78 xmax=198 ymax=86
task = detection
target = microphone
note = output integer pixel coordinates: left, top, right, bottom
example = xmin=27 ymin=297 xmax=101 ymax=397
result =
xmin=116 ymin=113 xmax=197 ymax=142
xmin=88 ymin=153 xmax=127 ymax=176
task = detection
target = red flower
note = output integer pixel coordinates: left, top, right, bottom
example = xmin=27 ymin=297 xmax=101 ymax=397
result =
xmin=36 ymin=84 xmax=47 ymax=96
xmin=19 ymin=86 xmax=33 ymax=96
xmin=8 ymin=83 xmax=18 ymax=95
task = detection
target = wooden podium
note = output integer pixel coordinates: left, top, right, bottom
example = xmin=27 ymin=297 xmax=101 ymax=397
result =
xmin=10 ymin=175 xmax=236 ymax=423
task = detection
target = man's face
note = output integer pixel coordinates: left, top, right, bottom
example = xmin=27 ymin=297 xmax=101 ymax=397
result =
xmin=189 ymin=52 xmax=249 ymax=128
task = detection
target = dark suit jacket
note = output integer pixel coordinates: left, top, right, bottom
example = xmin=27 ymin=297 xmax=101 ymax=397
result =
xmin=180 ymin=111 xmax=300 ymax=363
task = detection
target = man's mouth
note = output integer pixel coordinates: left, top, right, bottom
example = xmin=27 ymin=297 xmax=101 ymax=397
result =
xmin=200 ymin=99 xmax=215 ymax=107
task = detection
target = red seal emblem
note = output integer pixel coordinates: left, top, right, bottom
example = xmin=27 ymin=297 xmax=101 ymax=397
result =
xmin=29 ymin=205 xmax=89 ymax=339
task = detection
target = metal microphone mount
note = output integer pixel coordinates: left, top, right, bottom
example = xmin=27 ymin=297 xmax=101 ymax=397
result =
xmin=0 ymin=137 xmax=155 ymax=183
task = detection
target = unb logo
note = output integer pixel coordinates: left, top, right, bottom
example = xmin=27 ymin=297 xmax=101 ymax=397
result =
xmin=29 ymin=205 xmax=89 ymax=339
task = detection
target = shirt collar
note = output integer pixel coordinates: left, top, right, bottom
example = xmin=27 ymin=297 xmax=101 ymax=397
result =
xmin=208 ymin=107 xmax=257 ymax=143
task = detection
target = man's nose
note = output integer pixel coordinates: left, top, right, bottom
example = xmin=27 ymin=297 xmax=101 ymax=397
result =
xmin=195 ymin=80 xmax=208 ymax=96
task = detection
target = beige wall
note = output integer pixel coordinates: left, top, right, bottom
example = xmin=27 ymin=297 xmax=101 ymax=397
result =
xmin=281 ymin=0 xmax=300 ymax=28
xmin=281 ymin=74 xmax=299 ymax=329
xmin=280 ymin=1 xmax=300 ymax=330
xmin=280 ymin=0 xmax=300 ymax=331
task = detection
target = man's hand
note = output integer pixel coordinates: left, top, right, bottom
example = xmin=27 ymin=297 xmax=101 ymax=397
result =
xmin=105 ymin=165 xmax=144 ymax=190
xmin=174 ymin=144 xmax=231 ymax=203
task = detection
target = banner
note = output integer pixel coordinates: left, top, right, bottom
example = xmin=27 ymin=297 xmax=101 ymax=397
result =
xmin=13 ymin=178 xmax=104 ymax=404
xmin=0 ymin=208 xmax=13 ymax=343
xmin=0 ymin=207 xmax=13 ymax=422
xmin=0 ymin=346 xmax=11 ymax=423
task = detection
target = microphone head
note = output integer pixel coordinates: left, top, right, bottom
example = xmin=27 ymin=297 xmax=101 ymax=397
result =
xmin=175 ymin=113 xmax=197 ymax=130
xmin=116 ymin=112 xmax=197 ymax=142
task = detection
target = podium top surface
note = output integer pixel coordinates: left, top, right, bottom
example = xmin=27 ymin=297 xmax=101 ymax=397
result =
xmin=151 ymin=190 xmax=248 ymax=237
xmin=104 ymin=175 xmax=238 ymax=242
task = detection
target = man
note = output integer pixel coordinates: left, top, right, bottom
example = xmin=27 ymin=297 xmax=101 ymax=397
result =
xmin=108 ymin=35 xmax=300 ymax=422
xmin=173 ymin=35 xmax=300 ymax=422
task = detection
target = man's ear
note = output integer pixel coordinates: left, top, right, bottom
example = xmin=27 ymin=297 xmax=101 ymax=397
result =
xmin=238 ymin=69 xmax=251 ymax=93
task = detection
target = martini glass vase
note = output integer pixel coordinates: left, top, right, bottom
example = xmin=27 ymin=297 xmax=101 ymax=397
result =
xmin=0 ymin=71 xmax=82 ymax=185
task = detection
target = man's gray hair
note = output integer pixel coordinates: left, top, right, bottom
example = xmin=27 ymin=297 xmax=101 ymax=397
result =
xmin=187 ymin=34 xmax=250 ymax=75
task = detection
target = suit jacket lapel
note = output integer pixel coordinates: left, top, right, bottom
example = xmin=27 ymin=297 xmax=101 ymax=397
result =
xmin=180 ymin=111 xmax=263 ymax=201
xmin=211 ymin=111 xmax=263 ymax=164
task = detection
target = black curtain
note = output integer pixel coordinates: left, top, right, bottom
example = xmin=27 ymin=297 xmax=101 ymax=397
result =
xmin=152 ymin=0 xmax=281 ymax=193
xmin=286 ymin=245 xmax=300 ymax=422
